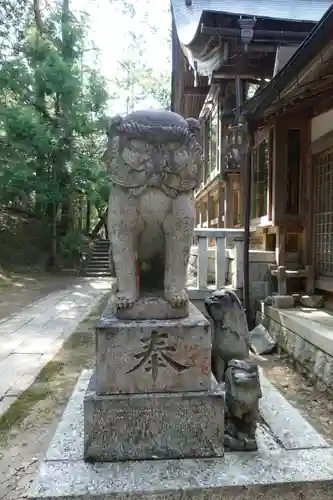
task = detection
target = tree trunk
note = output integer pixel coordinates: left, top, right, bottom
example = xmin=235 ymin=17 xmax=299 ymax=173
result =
xmin=90 ymin=208 xmax=108 ymax=238
xmin=86 ymin=198 xmax=91 ymax=233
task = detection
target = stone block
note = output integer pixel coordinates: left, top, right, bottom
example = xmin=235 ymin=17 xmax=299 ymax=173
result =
xmin=96 ymin=301 xmax=211 ymax=394
xmin=250 ymin=280 xmax=269 ymax=301
xmin=285 ymin=331 xmax=297 ymax=356
xmin=250 ymin=324 xmax=277 ymax=355
xmin=294 ymin=338 xmax=316 ymax=372
xmin=314 ymin=351 xmax=329 ymax=380
xmin=84 ymin=374 xmax=224 ymax=461
xmin=300 ymin=295 xmax=324 ymax=309
xmin=272 ymin=295 xmax=295 ymax=309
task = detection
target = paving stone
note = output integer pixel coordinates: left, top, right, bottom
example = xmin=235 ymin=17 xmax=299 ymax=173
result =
xmin=0 ymin=395 xmax=17 ymax=418
xmin=0 ymin=278 xmax=112 ymax=404
xmin=0 ymin=353 xmax=45 ymax=397
xmin=259 ymin=374 xmax=329 ymax=450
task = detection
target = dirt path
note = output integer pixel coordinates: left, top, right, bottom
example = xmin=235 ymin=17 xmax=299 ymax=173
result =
xmin=0 ymin=271 xmax=73 ymax=322
xmin=0 ymin=322 xmax=333 ymax=499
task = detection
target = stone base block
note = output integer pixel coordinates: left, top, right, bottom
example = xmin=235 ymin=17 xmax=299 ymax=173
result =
xmin=28 ymin=370 xmax=333 ymax=500
xmin=272 ymin=294 xmax=295 ymax=309
xmin=84 ymin=374 xmax=224 ymax=461
xmin=96 ymin=301 xmax=211 ymax=394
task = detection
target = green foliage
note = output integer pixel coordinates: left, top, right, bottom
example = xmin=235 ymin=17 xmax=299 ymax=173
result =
xmin=0 ymin=0 xmax=110 ymax=266
xmin=110 ymin=0 xmax=171 ymax=111
xmin=59 ymin=230 xmax=85 ymax=262
xmin=0 ymin=0 xmax=172 ymax=269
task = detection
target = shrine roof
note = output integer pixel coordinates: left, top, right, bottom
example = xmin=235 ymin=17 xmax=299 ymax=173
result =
xmin=171 ymin=0 xmax=332 ymax=46
xmin=244 ymin=2 xmax=333 ymax=119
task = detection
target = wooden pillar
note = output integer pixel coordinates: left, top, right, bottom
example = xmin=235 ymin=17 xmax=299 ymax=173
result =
xmin=272 ymin=118 xmax=286 ymax=225
xmin=239 ymin=168 xmax=245 ymax=227
xmin=218 ymin=184 xmax=224 ymax=227
xmin=302 ymin=121 xmax=315 ymax=294
xmin=275 ymin=226 xmax=286 ymax=267
xmin=195 ymin=204 xmax=200 ymax=227
xmin=200 ymin=203 xmax=206 ymax=227
xmin=224 ymin=178 xmax=233 ymax=228
xmin=207 ymin=194 xmax=213 ymax=228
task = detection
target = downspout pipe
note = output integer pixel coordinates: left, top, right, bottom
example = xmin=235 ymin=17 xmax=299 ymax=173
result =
xmin=243 ymin=117 xmax=254 ymax=328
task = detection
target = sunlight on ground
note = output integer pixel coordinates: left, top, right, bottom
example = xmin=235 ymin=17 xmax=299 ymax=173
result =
xmin=82 ymin=279 xmax=113 ymax=291
xmin=13 ymin=282 xmax=25 ymax=288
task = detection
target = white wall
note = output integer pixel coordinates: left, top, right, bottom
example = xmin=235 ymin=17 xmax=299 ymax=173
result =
xmin=311 ymin=107 xmax=333 ymax=142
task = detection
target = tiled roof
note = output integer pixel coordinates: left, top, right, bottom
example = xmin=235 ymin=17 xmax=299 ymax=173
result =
xmin=171 ymin=0 xmax=332 ymax=45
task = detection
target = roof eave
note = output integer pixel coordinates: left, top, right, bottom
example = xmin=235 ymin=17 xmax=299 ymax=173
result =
xmin=245 ymin=4 xmax=333 ymax=120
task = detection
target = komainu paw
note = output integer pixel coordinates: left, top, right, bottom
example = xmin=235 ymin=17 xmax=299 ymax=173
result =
xmin=164 ymin=289 xmax=189 ymax=308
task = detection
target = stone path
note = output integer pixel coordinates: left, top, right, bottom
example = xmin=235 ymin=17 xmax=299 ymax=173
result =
xmin=0 ymin=278 xmax=111 ymax=419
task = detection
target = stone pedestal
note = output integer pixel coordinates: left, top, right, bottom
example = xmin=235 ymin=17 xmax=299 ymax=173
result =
xmin=83 ymin=301 xmax=225 ymax=461
xmin=95 ymin=301 xmax=211 ymax=394
xmin=84 ymin=376 xmax=225 ymax=461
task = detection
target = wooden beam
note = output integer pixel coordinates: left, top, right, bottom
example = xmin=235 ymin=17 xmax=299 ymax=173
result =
xmin=201 ymin=25 xmax=309 ymax=42
xmin=183 ymin=86 xmax=209 ymax=96
xmin=265 ymin=80 xmax=333 ymax=116
xmin=214 ymin=65 xmax=272 ymax=79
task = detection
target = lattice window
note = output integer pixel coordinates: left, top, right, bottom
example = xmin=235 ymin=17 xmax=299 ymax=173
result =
xmin=313 ymin=149 xmax=333 ymax=277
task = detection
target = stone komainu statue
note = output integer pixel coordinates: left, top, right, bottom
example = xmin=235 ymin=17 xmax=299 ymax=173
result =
xmin=103 ymin=109 xmax=203 ymax=311
xmin=224 ymin=359 xmax=262 ymax=451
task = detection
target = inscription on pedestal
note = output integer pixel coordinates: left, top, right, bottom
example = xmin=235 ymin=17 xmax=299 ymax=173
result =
xmin=127 ymin=330 xmax=190 ymax=383
xmin=96 ymin=302 xmax=211 ymax=394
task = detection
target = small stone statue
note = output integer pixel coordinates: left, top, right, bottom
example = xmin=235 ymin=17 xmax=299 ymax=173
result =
xmin=224 ymin=359 xmax=262 ymax=451
xmin=204 ymin=289 xmax=253 ymax=383
xmin=205 ymin=289 xmax=262 ymax=451
xmin=103 ymin=109 xmax=203 ymax=312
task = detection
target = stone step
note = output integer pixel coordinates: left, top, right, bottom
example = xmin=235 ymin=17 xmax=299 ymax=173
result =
xmin=93 ymin=245 xmax=110 ymax=250
xmin=86 ymin=263 xmax=110 ymax=269
xmin=86 ymin=264 xmax=110 ymax=270
xmin=84 ymin=271 xmax=112 ymax=278
xmin=92 ymin=248 xmax=109 ymax=253
xmin=93 ymin=241 xmax=110 ymax=246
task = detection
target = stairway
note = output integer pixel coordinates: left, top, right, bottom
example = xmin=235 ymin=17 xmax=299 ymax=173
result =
xmin=84 ymin=239 xmax=112 ymax=277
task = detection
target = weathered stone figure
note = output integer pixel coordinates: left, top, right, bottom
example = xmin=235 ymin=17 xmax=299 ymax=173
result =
xmin=205 ymin=288 xmax=262 ymax=451
xmin=104 ymin=110 xmax=202 ymax=311
xmin=204 ymin=289 xmax=252 ymax=382
xmin=224 ymin=359 xmax=262 ymax=451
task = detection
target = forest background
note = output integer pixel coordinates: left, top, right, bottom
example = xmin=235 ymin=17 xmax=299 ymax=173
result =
xmin=0 ymin=0 xmax=171 ymax=269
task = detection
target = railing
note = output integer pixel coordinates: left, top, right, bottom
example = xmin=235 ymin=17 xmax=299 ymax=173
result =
xmin=188 ymin=228 xmax=245 ymax=298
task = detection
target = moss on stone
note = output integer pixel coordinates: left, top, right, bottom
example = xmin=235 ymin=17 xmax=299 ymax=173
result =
xmin=0 ymin=387 xmax=50 ymax=433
